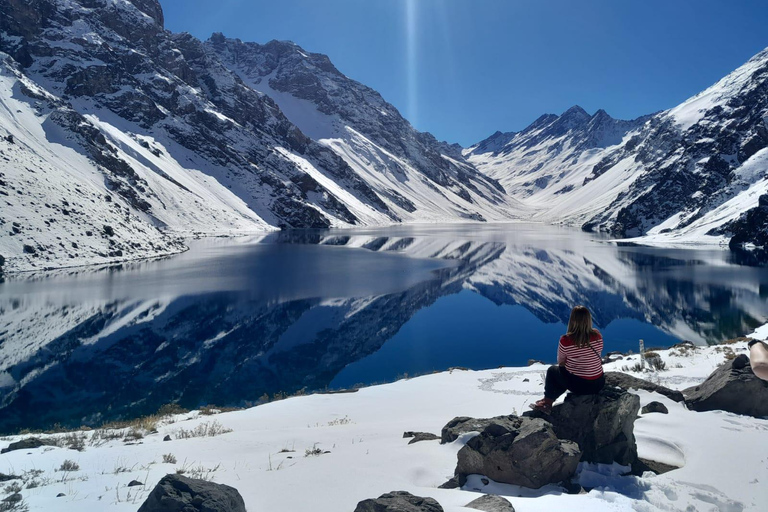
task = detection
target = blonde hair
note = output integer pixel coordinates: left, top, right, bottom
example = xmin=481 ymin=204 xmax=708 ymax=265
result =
xmin=567 ymin=306 xmax=597 ymax=348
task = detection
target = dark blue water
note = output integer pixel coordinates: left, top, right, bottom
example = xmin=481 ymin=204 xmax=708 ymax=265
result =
xmin=0 ymin=224 xmax=766 ymax=433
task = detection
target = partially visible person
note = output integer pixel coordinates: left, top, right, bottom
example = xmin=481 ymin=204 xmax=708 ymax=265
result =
xmin=531 ymin=305 xmax=605 ymax=413
xmin=749 ymin=339 xmax=768 ymax=381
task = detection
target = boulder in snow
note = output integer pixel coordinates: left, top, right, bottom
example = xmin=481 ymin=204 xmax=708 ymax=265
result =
xmin=641 ymin=401 xmax=669 ymax=414
xmin=404 ymin=431 xmax=440 ymax=444
xmin=527 ymin=386 xmax=640 ymax=466
xmin=1 ymin=437 xmax=56 ymax=454
xmin=465 ymin=494 xmax=515 ymax=512
xmin=683 ymin=354 xmax=768 ymax=418
xmin=137 ymin=474 xmax=246 ymax=512
xmin=353 ymin=491 xmax=443 ymax=512
xmin=454 ymin=416 xmax=581 ymax=489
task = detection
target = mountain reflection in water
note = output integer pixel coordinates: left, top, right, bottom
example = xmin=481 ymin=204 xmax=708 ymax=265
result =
xmin=1 ymin=224 xmax=766 ymax=433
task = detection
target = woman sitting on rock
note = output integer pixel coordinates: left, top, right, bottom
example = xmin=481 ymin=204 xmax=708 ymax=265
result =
xmin=531 ymin=305 xmax=605 ymax=413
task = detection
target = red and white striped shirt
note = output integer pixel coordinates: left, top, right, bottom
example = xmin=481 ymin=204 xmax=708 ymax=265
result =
xmin=557 ymin=332 xmax=604 ymax=379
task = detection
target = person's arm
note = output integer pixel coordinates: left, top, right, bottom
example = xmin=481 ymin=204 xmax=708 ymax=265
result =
xmin=557 ymin=337 xmax=567 ymax=366
xmin=749 ymin=340 xmax=768 ymax=381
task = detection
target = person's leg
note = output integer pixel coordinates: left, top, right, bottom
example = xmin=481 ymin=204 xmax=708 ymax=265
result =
xmin=544 ymin=365 xmax=570 ymax=400
xmin=567 ymin=373 xmax=605 ymax=395
xmin=749 ymin=340 xmax=768 ymax=381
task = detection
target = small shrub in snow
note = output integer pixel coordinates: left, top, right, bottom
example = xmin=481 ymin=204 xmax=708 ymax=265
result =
xmin=304 ymin=444 xmax=323 ymax=457
xmin=162 ymin=453 xmax=177 ymax=464
xmin=174 ymin=461 xmax=220 ymax=481
xmin=647 ymin=357 xmax=667 ymax=371
xmin=174 ymin=421 xmax=232 ymax=439
xmin=3 ymin=482 xmax=22 ymax=495
xmin=57 ymin=432 xmax=86 ymax=451
xmin=157 ymin=403 xmax=189 ymax=416
xmin=327 ymin=416 xmax=353 ymax=427
xmin=57 ymin=460 xmax=79 ymax=472
xmin=0 ymin=499 xmax=29 ymax=512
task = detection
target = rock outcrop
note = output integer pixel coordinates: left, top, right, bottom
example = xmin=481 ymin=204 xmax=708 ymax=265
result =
xmin=528 ymin=387 xmax=641 ymax=466
xmin=445 ymin=387 xmax=641 ymax=489
xmin=138 ymin=474 xmax=246 ymax=512
xmin=683 ymin=354 xmax=768 ymax=417
xmin=353 ymin=491 xmax=443 ymax=512
xmin=454 ymin=416 xmax=581 ymax=489
xmin=605 ymin=372 xmax=684 ymax=402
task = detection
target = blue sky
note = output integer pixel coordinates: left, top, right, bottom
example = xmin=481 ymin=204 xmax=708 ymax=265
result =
xmin=160 ymin=0 xmax=768 ymax=146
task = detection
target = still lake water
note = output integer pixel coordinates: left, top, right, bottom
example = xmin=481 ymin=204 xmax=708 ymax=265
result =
xmin=1 ymin=223 xmax=767 ymax=433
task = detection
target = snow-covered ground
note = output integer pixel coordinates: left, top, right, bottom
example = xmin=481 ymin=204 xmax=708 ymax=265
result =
xmin=1 ymin=335 xmax=765 ymax=511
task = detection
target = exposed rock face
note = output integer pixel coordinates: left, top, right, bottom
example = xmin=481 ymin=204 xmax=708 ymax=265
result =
xmin=683 ymin=354 xmax=768 ymax=417
xmin=454 ymin=416 xmax=581 ymax=489
xmin=529 ymin=387 xmax=641 ymax=466
xmin=727 ymin=194 xmax=768 ymax=249
xmin=208 ymin=35 xmax=510 ymax=222
xmin=605 ymin=372 xmax=685 ymax=403
xmin=641 ymin=401 xmax=669 ymax=414
xmin=353 ymin=491 xmax=443 ymax=512
xmin=465 ymin=495 xmax=515 ymax=512
xmin=137 ymin=474 xmax=246 ymax=512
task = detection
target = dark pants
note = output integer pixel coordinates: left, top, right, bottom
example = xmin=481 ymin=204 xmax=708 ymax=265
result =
xmin=544 ymin=365 xmax=605 ymax=400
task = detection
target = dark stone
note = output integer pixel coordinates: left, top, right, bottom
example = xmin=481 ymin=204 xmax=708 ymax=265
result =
xmin=641 ymin=401 xmax=668 ymax=414
xmin=354 ymin=491 xmax=443 ymax=512
xmin=465 ymin=494 xmax=515 ymax=512
xmin=22 ymin=244 xmax=36 ymax=254
xmin=441 ymin=415 xmax=513 ymax=444
xmin=406 ymin=432 xmax=440 ymax=444
xmin=605 ymin=372 xmax=685 ymax=403
xmin=454 ymin=416 xmax=581 ymax=489
xmin=137 ymin=474 xmax=246 ymax=512
xmin=0 ymin=473 xmax=20 ymax=482
xmin=683 ymin=354 xmax=768 ymax=418
xmin=103 ymin=225 xmax=115 ymax=236
xmin=163 ymin=435 xmax=172 ymax=441
xmin=1 ymin=437 xmax=56 ymax=454
xmin=128 ymin=480 xmax=143 ymax=487
xmin=56 ymin=493 xmax=66 ymax=497
xmin=525 ymin=386 xmax=640 ymax=466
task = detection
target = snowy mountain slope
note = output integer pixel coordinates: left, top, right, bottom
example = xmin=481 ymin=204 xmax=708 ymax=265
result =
xmin=0 ymin=56 xmax=189 ymax=272
xmin=468 ymin=48 xmax=768 ymax=247
xmin=208 ymin=35 xmax=520 ymax=223
xmin=0 ymin=0 xmax=519 ymax=273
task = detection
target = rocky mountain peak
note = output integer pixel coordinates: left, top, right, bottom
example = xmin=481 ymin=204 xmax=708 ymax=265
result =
xmin=126 ymin=0 xmax=164 ymax=27
xmin=552 ymin=105 xmax=592 ymax=131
